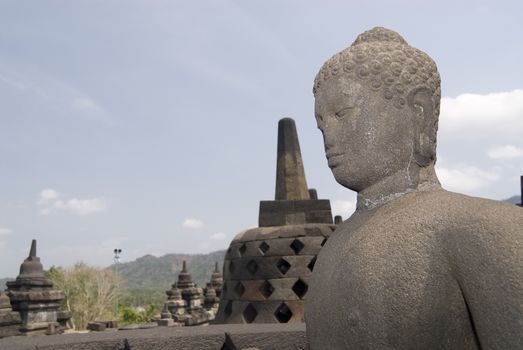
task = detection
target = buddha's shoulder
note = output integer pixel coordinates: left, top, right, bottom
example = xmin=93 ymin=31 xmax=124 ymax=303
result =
xmin=398 ymin=188 xmax=523 ymax=235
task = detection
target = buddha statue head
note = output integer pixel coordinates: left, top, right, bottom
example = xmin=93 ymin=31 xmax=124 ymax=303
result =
xmin=313 ymin=27 xmax=441 ymax=206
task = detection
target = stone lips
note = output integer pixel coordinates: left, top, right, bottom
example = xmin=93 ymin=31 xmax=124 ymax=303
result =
xmin=215 ymin=224 xmax=334 ymax=324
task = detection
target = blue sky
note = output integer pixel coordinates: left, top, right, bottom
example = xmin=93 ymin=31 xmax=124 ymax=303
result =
xmin=1 ymin=0 xmax=522 ymax=277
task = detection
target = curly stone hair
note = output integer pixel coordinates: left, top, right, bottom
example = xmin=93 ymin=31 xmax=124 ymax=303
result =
xmin=313 ymin=27 xmax=441 ymax=116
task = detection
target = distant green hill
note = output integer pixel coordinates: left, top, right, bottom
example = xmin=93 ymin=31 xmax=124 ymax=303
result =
xmin=112 ymin=250 xmax=226 ymax=292
xmin=2 ymin=252 xmax=226 ymax=309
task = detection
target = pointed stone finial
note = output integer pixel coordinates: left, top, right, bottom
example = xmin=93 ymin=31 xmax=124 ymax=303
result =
xmin=29 ymin=239 xmax=36 ymax=258
xmin=308 ymin=188 xmax=318 ymax=200
xmin=275 ymin=118 xmax=310 ymax=200
xmin=214 ymin=262 xmax=219 ymax=273
xmin=16 ymin=240 xmax=44 ymax=279
xmin=177 ymin=260 xmax=194 ymax=289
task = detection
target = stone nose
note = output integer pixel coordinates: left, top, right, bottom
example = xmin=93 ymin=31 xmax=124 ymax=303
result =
xmin=321 ymin=130 xmax=335 ymax=153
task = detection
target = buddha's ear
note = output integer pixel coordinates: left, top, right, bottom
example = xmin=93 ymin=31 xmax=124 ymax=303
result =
xmin=407 ymin=86 xmax=437 ymax=166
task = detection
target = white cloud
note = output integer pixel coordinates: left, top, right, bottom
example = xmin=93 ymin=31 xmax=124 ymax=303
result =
xmin=37 ymin=188 xmax=108 ymax=215
xmin=53 ymin=198 xmax=107 ymax=215
xmin=0 ymin=227 xmax=13 ymax=236
xmin=487 ymin=145 xmax=523 ymax=159
xmin=182 ymin=218 xmax=205 ymax=229
xmin=331 ymin=199 xmax=356 ymax=219
xmin=209 ymin=232 xmax=226 ymax=240
xmin=440 ymin=89 xmax=523 ymax=135
xmin=436 ymin=165 xmax=500 ymax=192
xmin=37 ymin=188 xmax=60 ymax=205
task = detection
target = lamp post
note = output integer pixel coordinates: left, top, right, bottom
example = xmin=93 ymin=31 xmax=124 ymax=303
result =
xmin=113 ymin=248 xmax=122 ymax=318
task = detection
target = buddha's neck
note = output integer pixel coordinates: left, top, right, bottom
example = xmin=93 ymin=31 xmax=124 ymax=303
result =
xmin=356 ymin=162 xmax=441 ymax=211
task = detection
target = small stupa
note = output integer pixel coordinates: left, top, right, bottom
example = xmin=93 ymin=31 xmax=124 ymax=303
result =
xmin=210 ymin=262 xmax=223 ymax=298
xmin=6 ymin=240 xmax=70 ymax=335
xmin=214 ymin=118 xmax=337 ymax=324
xmin=158 ymin=261 xmax=218 ymax=326
xmin=0 ymin=291 xmax=21 ymax=338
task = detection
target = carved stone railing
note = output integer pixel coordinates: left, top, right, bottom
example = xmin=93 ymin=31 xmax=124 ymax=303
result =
xmin=0 ymin=323 xmax=307 ymax=350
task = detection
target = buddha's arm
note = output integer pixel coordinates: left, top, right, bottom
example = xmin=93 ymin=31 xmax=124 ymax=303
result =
xmin=452 ymin=213 xmax=523 ymax=349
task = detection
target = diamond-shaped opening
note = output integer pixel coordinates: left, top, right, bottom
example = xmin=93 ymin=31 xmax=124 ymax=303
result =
xmin=258 ymin=280 xmax=274 ymax=299
xmin=320 ymin=238 xmax=327 ymax=247
xmin=307 ymin=257 xmax=316 ymax=272
xmin=243 ymin=303 xmax=258 ymax=323
xmin=229 ymin=261 xmax=236 ymax=274
xmin=275 ymin=302 xmax=293 ymax=323
xmin=276 ymin=258 xmax=291 ymax=275
xmin=234 ymin=282 xmax=245 ymax=297
xmin=259 ymin=241 xmax=270 ymax=255
xmin=246 ymin=260 xmax=259 ymax=275
xmin=224 ymin=300 xmax=233 ymax=319
xmin=290 ymin=239 xmax=305 ymax=254
xmin=292 ymin=279 xmax=308 ymax=299
xmin=239 ymin=243 xmax=247 ymax=256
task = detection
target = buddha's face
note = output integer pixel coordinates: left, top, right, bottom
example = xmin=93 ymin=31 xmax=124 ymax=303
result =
xmin=314 ymin=75 xmax=416 ymax=192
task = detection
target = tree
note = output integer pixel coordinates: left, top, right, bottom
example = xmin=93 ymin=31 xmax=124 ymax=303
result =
xmin=46 ymin=263 xmax=123 ymax=330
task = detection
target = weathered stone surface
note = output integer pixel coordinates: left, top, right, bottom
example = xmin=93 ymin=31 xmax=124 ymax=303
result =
xmin=307 ymin=26 xmax=523 ymax=349
xmin=87 ymin=322 xmax=106 ymax=332
xmin=0 ymin=291 xmax=21 ymax=338
xmin=228 ymin=225 xmax=333 ymax=250
xmin=157 ymin=318 xmax=175 ymax=327
xmin=225 ymin=255 xmax=316 ymax=281
xmin=160 ymin=261 xmax=219 ymax=326
xmin=275 ymin=118 xmax=310 ymax=201
xmin=0 ymin=324 xmax=306 ymax=350
xmin=210 ymin=262 xmax=224 ymax=298
xmin=6 ymin=240 xmax=70 ymax=336
xmin=259 ymin=200 xmax=333 ymax=227
xmin=216 ymin=118 xmax=336 ymax=325
xmin=218 ymin=323 xmax=307 ymax=350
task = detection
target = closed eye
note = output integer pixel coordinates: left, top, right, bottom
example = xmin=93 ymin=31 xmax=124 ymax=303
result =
xmin=335 ymin=106 xmax=355 ymax=119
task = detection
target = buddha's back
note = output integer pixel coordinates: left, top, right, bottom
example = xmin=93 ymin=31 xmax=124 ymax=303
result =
xmin=307 ymin=188 xmax=523 ymax=349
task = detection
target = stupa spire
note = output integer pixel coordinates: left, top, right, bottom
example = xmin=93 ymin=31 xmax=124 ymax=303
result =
xmin=29 ymin=239 xmax=36 ymax=258
xmin=275 ymin=118 xmax=310 ymax=200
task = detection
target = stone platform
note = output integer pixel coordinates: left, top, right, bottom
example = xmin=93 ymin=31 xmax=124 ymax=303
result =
xmin=0 ymin=323 xmax=307 ymax=350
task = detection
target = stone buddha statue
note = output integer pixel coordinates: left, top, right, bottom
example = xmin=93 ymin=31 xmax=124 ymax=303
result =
xmin=306 ymin=27 xmax=523 ymax=349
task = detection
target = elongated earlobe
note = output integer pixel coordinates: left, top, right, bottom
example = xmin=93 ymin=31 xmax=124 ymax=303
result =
xmin=407 ymin=87 xmax=436 ymax=166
